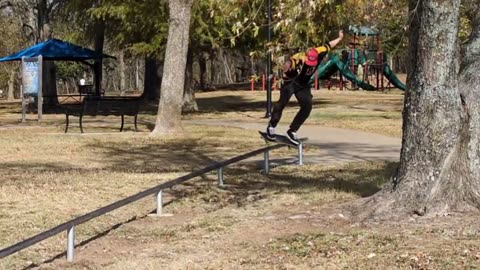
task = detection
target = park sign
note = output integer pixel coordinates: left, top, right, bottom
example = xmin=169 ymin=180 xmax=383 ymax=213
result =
xmin=21 ymin=56 xmax=43 ymax=122
xmin=22 ymin=57 xmax=40 ymax=95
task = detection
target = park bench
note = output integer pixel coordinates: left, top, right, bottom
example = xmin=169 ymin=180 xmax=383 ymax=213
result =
xmin=63 ymin=96 xmax=141 ymax=133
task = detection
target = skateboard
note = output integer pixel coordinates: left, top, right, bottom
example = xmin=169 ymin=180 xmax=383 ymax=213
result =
xmin=259 ymin=131 xmax=308 ymax=147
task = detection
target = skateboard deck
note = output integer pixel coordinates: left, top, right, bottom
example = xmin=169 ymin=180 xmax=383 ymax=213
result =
xmin=259 ymin=131 xmax=276 ymax=143
xmin=259 ymin=131 xmax=308 ymax=147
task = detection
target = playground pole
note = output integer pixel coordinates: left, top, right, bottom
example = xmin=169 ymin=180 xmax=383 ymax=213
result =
xmin=352 ymin=34 xmax=357 ymax=89
xmin=352 ymin=35 xmax=356 ymax=72
xmin=376 ymin=35 xmax=380 ymax=90
xmin=264 ymin=0 xmax=272 ymax=118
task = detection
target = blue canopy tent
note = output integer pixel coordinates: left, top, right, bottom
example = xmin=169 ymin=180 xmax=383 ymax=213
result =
xmin=0 ymin=38 xmax=114 ymax=62
xmin=0 ymin=39 xmax=114 ymax=97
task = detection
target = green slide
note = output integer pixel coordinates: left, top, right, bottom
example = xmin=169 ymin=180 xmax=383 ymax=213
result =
xmin=312 ymin=54 xmax=376 ymax=91
xmin=383 ymin=63 xmax=406 ymax=91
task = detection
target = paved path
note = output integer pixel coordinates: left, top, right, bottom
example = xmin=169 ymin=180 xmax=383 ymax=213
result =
xmin=186 ymin=120 xmax=401 ymax=165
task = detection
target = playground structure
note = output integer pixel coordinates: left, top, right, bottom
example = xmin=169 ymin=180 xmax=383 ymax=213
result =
xmin=249 ymin=25 xmax=406 ymax=92
xmin=312 ymin=25 xmax=406 ymax=91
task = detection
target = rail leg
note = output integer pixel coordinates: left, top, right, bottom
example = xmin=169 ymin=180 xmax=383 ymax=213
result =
xmin=156 ymin=190 xmax=163 ymax=215
xmin=67 ymin=226 xmax=75 ymax=262
xmin=134 ymin=115 xmax=138 ymax=132
xmin=218 ymin=167 xmax=224 ymax=186
xmin=264 ymin=150 xmax=270 ymax=175
xmin=65 ymin=114 xmax=69 ymax=133
xmin=79 ymin=115 xmax=84 ymax=133
xmin=298 ymin=143 xmax=304 ymax=166
xmin=120 ymin=115 xmax=125 ymax=132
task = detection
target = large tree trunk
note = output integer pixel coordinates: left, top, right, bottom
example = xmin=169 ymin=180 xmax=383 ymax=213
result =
xmin=452 ymin=2 xmax=480 ymax=212
xmin=358 ymin=0 xmax=480 ymax=219
xmin=182 ymin=48 xmax=198 ymax=112
xmin=151 ymin=0 xmax=193 ymax=135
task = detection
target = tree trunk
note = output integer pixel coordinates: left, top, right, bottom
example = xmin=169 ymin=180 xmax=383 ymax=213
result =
xmin=7 ymin=70 xmax=15 ymax=101
xmin=119 ymin=50 xmax=126 ymax=95
xmin=142 ymin=56 xmax=162 ymax=100
xmin=199 ymin=53 xmax=207 ymax=90
xmin=210 ymin=52 xmax=216 ymax=84
xmin=38 ymin=0 xmax=57 ymax=106
xmin=219 ymin=49 xmax=234 ymax=84
xmin=182 ymin=48 xmax=198 ymax=112
xmin=136 ymin=58 xmax=140 ymax=91
xmin=452 ymin=2 xmax=480 ymax=211
xmin=151 ymin=0 xmax=193 ymax=135
xmin=42 ymin=61 xmax=57 ymax=105
xmin=93 ymin=0 xmax=105 ymax=96
xmin=358 ymin=0 xmax=480 ymax=219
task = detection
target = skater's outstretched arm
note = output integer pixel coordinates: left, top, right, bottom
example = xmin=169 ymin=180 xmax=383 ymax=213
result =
xmin=286 ymin=30 xmax=345 ymax=69
xmin=312 ymin=30 xmax=344 ymax=54
xmin=328 ymin=30 xmax=344 ymax=49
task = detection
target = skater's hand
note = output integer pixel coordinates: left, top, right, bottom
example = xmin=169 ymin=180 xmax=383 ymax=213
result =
xmin=338 ymin=30 xmax=344 ymax=39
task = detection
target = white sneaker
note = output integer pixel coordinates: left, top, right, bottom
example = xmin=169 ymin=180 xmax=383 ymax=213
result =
xmin=286 ymin=130 xmax=299 ymax=145
xmin=266 ymin=125 xmax=275 ymax=140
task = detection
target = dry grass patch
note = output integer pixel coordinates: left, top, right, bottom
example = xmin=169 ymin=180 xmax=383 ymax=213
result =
xmin=33 ymin=160 xmax=480 ymax=270
xmin=0 ymin=121 xmax=269 ymax=269
xmin=184 ymin=89 xmax=404 ymax=137
xmin=27 ymin=160 xmax=397 ymax=270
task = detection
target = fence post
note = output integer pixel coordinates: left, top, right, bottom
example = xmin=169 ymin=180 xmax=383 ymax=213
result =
xmin=156 ymin=190 xmax=163 ymax=215
xmin=298 ymin=143 xmax=304 ymax=166
xmin=264 ymin=150 xmax=270 ymax=175
xmin=218 ymin=167 xmax=224 ymax=186
xmin=67 ymin=226 xmax=75 ymax=262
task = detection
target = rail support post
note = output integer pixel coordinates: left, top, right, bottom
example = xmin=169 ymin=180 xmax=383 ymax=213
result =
xmin=264 ymin=150 xmax=270 ymax=175
xmin=149 ymin=189 xmax=172 ymax=217
xmin=298 ymin=143 xmax=304 ymax=166
xmin=156 ymin=190 xmax=163 ymax=215
xmin=67 ymin=226 xmax=75 ymax=262
xmin=218 ymin=167 xmax=224 ymax=186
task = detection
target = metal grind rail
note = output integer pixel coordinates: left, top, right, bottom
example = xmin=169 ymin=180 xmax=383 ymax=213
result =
xmin=0 ymin=142 xmax=305 ymax=262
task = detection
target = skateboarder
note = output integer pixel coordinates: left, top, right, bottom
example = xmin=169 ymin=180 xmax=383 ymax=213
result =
xmin=266 ymin=30 xmax=344 ymax=145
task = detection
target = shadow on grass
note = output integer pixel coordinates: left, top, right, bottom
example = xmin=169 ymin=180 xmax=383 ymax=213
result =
xmin=243 ymin=162 xmax=397 ymax=197
xmin=12 ymin=148 xmax=397 ymax=269
xmin=21 ymin=200 xmax=176 ymax=270
xmin=137 ymin=95 xmax=333 ymax=116
xmin=192 ymin=95 xmax=332 ymax=114
xmin=163 ymin=161 xmax=398 ymax=208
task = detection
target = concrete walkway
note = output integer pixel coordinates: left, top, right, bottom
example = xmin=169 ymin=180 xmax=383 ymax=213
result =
xmin=186 ymin=120 xmax=401 ymax=165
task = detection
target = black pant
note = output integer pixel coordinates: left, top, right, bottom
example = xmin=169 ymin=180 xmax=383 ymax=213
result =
xmin=269 ymin=81 xmax=312 ymax=132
